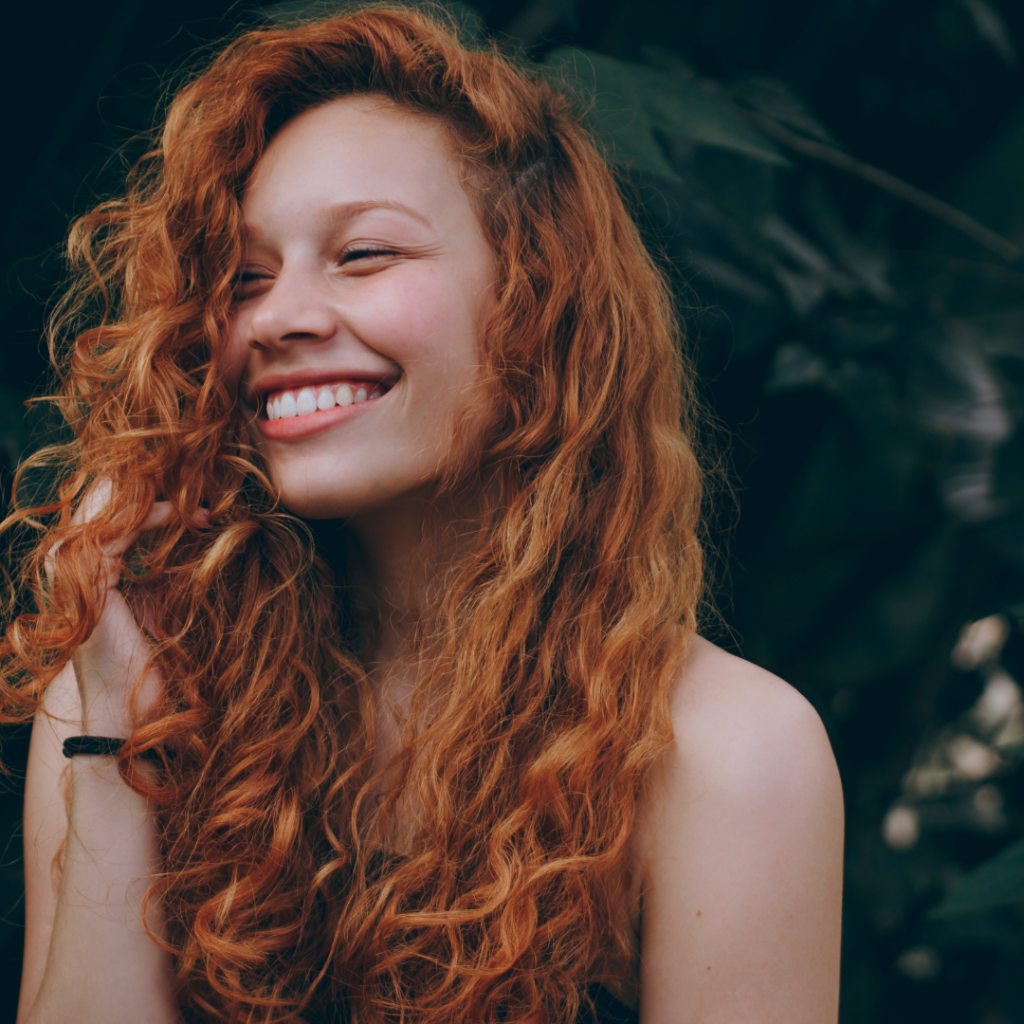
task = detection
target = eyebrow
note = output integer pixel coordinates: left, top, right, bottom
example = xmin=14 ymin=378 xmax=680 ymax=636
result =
xmin=318 ymin=199 xmax=433 ymax=229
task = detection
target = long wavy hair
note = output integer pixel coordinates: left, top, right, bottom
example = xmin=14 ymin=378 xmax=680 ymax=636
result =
xmin=1 ymin=7 xmax=706 ymax=1023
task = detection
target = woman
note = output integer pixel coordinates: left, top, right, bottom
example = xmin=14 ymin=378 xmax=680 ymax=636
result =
xmin=5 ymin=8 xmax=844 ymax=1023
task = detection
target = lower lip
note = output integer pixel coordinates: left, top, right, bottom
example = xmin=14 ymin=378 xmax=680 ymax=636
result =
xmin=254 ymin=392 xmax=389 ymax=441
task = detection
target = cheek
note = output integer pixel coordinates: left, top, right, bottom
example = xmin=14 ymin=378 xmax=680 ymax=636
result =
xmin=359 ymin=270 xmax=484 ymax=370
xmin=216 ymin=317 xmax=250 ymax=393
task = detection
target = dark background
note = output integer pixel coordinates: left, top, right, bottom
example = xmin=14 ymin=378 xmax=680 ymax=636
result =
xmin=2 ymin=1 xmax=1024 ymax=1021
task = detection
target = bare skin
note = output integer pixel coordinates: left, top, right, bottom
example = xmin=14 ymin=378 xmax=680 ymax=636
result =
xmin=20 ymin=492 xmax=183 ymax=1024
xmin=19 ymin=96 xmax=844 ymax=1023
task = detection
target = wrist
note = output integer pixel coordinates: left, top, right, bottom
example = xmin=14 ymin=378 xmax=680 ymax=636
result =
xmin=80 ymin=696 xmax=135 ymax=737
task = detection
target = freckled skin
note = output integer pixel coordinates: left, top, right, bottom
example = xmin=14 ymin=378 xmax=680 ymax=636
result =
xmin=221 ymin=96 xmax=497 ymax=521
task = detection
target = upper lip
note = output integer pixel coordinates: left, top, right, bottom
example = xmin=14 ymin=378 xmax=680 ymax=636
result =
xmin=244 ymin=367 xmax=401 ymax=402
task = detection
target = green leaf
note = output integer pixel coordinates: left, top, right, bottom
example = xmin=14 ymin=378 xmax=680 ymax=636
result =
xmin=544 ymin=47 xmax=788 ymax=172
xmin=542 ymin=48 xmax=680 ymax=182
xmin=928 ymin=837 xmax=1024 ymax=919
xmin=730 ymin=74 xmax=839 ymax=147
xmin=264 ymin=0 xmax=486 ymax=38
xmin=637 ymin=69 xmax=790 ymax=167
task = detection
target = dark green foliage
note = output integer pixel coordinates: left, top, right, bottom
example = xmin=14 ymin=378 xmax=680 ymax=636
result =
xmin=2 ymin=1 xmax=1024 ymax=1021
xmin=931 ymin=838 xmax=1024 ymax=919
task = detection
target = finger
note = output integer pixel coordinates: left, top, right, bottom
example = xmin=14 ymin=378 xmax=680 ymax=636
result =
xmin=106 ymin=501 xmax=206 ymax=560
xmin=50 ymin=481 xmax=208 ymax=584
xmin=138 ymin=501 xmax=179 ymax=534
xmin=43 ymin=485 xmax=114 ymax=582
xmin=140 ymin=502 xmax=210 ymax=531
xmin=70 ymin=477 xmax=115 ymax=528
xmin=72 ymin=478 xmax=209 ymax=531
xmin=49 ymin=479 xmax=116 ymax=581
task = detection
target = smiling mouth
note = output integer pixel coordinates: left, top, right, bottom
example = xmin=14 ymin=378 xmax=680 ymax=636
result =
xmin=263 ymin=379 xmax=394 ymax=420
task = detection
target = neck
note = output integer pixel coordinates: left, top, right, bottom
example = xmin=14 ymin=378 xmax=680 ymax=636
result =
xmin=314 ymin=485 xmax=482 ymax=667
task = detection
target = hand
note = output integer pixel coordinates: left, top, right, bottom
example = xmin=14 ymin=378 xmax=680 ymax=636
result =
xmin=53 ymin=481 xmax=202 ymax=735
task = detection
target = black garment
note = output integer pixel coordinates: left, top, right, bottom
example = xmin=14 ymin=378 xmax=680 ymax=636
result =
xmin=315 ymin=985 xmax=637 ymax=1023
xmin=311 ymin=979 xmax=636 ymax=1022
xmin=581 ymin=985 xmax=639 ymax=1024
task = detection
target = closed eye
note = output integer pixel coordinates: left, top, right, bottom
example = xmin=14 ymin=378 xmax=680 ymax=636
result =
xmin=232 ymin=268 xmax=273 ymax=300
xmin=339 ymin=245 xmax=400 ymax=264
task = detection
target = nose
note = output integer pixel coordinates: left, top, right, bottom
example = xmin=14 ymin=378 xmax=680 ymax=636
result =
xmin=247 ymin=266 xmax=338 ymax=351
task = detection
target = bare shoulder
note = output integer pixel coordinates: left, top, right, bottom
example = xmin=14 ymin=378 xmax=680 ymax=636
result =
xmin=635 ymin=637 xmax=844 ymax=1024
xmin=664 ymin=636 xmax=840 ymax=797
xmin=645 ymin=635 xmax=844 ymax=858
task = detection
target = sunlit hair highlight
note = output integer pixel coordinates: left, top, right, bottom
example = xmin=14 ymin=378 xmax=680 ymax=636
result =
xmin=1 ymin=7 xmax=705 ymax=1023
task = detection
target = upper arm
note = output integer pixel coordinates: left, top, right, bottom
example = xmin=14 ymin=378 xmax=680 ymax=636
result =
xmin=18 ymin=663 xmax=80 ymax=1024
xmin=637 ymin=638 xmax=844 ymax=1024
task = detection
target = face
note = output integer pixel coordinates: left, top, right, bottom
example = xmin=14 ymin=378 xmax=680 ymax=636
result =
xmin=221 ymin=95 xmax=497 ymax=520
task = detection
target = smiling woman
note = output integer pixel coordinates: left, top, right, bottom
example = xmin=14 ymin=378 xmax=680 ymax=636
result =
xmin=0 ymin=7 xmax=842 ymax=1024
xmin=225 ymin=96 xmax=498 ymax=519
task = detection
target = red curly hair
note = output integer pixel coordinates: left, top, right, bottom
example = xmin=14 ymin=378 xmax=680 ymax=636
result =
xmin=1 ymin=7 xmax=706 ymax=1023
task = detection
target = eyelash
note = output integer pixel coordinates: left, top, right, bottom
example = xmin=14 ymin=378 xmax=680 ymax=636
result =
xmin=233 ymin=246 xmax=399 ymax=292
xmin=338 ymin=244 xmax=398 ymax=263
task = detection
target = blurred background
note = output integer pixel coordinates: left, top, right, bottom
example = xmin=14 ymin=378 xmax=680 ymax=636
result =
xmin=2 ymin=0 xmax=1024 ymax=1020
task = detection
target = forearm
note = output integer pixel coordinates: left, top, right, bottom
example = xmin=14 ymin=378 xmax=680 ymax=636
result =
xmin=24 ymin=745 xmax=177 ymax=1023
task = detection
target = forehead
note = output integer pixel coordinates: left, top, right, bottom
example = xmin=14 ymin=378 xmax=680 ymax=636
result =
xmin=242 ymin=95 xmax=470 ymax=226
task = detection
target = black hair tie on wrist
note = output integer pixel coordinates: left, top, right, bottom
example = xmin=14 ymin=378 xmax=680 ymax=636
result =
xmin=62 ymin=735 xmax=165 ymax=762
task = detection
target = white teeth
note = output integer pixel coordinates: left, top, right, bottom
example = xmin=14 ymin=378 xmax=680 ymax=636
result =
xmin=296 ymin=388 xmax=317 ymax=416
xmin=278 ymin=392 xmax=297 ymax=418
xmin=265 ymin=381 xmax=388 ymax=420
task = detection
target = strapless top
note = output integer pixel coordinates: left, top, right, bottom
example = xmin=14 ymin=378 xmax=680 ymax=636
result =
xmin=310 ymin=984 xmax=637 ymax=1023
xmin=582 ymin=984 xmax=639 ymax=1023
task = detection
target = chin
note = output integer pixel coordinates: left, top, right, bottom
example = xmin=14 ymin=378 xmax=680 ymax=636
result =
xmin=277 ymin=491 xmax=371 ymax=521
xmin=273 ymin=476 xmax=427 ymax=522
